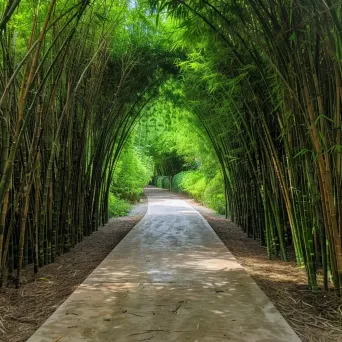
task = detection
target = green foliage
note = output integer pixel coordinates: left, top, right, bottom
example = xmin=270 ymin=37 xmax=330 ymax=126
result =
xmin=202 ymin=172 xmax=226 ymax=214
xmin=4 ymin=0 xmax=340 ymax=295
xmin=111 ymin=141 xmax=153 ymax=203
xmin=161 ymin=176 xmax=170 ymax=189
xmin=171 ymin=170 xmax=225 ymax=214
xmin=180 ymin=171 xmax=206 ymax=201
xmin=135 ymin=80 xmax=219 ymax=176
xmin=171 ymin=171 xmax=188 ymax=192
xmin=155 ymin=176 xmax=168 ymax=188
xmin=108 ymin=193 xmax=131 ymax=218
xmin=131 ymin=79 xmax=225 ymax=215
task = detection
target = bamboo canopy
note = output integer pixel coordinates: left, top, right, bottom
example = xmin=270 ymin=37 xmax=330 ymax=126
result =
xmin=0 ymin=0 xmax=342 ymax=294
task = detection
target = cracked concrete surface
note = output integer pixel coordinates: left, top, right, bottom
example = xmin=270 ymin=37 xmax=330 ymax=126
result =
xmin=27 ymin=187 xmax=301 ymax=342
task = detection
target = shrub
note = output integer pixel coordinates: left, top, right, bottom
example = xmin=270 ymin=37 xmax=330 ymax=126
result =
xmin=172 ymin=170 xmax=226 ymax=214
xmin=172 ymin=171 xmax=188 ymax=192
xmin=108 ymin=192 xmax=131 ymax=218
xmin=151 ymin=176 xmax=159 ymax=186
xmin=181 ymin=171 xmax=206 ymax=201
xmin=162 ymin=176 xmax=170 ymax=189
xmin=111 ymin=144 xmax=153 ymax=202
xmin=202 ymin=172 xmax=226 ymax=214
xmin=156 ymin=176 xmax=168 ymax=188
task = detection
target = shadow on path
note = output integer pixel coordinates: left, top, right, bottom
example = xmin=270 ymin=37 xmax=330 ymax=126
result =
xmin=27 ymin=187 xmax=301 ymax=342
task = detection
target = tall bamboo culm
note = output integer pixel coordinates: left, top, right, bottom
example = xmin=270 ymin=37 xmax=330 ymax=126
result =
xmin=151 ymin=0 xmax=342 ymax=293
xmin=0 ymin=0 xmax=171 ymax=287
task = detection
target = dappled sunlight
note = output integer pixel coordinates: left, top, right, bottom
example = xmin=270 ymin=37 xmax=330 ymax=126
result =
xmin=27 ymin=187 xmax=300 ymax=342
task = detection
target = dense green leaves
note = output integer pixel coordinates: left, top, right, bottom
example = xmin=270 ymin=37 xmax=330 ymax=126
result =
xmin=0 ymin=0 xmax=176 ymax=287
xmin=131 ymin=79 xmax=226 ymax=213
xmin=144 ymin=0 xmax=342 ymax=293
xmin=110 ymin=138 xmax=153 ymax=205
xmin=1 ymin=0 xmax=342 ymax=295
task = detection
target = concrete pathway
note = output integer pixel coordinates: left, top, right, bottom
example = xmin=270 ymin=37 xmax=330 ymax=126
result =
xmin=28 ymin=187 xmax=300 ymax=342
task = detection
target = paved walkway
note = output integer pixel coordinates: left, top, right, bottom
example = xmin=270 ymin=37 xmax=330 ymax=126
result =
xmin=28 ymin=187 xmax=300 ymax=342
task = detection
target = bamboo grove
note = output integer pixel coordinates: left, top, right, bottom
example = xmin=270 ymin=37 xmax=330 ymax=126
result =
xmin=151 ymin=0 xmax=342 ymax=293
xmin=0 ymin=0 xmax=174 ymax=287
xmin=1 ymin=0 xmax=342 ymax=295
